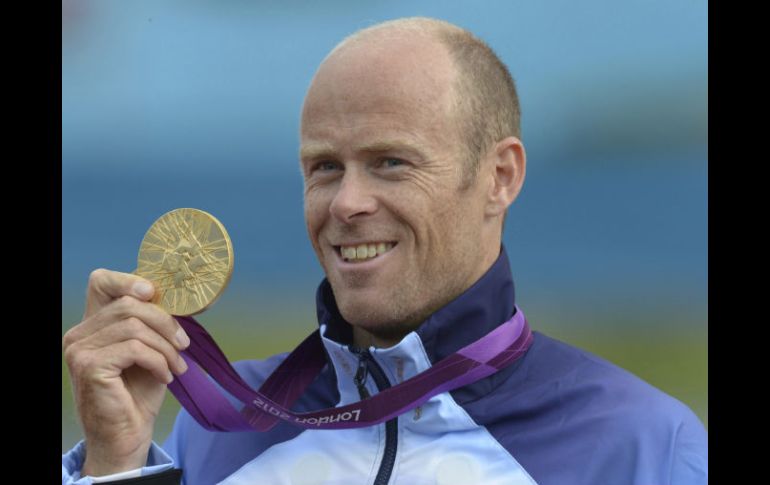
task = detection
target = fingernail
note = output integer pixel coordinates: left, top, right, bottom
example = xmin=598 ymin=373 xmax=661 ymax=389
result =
xmin=175 ymin=328 xmax=191 ymax=349
xmin=133 ymin=281 xmax=154 ymax=299
xmin=166 ymin=371 xmax=174 ymax=384
xmin=177 ymin=356 xmax=189 ymax=374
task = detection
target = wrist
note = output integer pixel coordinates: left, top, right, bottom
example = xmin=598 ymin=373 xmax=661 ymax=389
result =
xmin=82 ymin=444 xmax=149 ymax=477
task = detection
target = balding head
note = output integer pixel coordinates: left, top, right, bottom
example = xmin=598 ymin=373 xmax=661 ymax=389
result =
xmin=315 ymin=17 xmax=522 ymax=185
xmin=299 ymin=18 xmax=525 ymax=346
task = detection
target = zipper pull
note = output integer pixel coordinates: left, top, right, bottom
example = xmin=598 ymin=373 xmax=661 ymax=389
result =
xmin=353 ymin=350 xmax=371 ymax=400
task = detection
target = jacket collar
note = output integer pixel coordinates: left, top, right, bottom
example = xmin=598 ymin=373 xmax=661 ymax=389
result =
xmin=314 ymin=245 xmax=518 ymax=424
xmin=315 ymin=244 xmax=516 ymax=364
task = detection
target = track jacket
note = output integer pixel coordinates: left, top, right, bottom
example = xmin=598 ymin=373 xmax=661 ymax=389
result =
xmin=62 ymin=247 xmax=708 ymax=484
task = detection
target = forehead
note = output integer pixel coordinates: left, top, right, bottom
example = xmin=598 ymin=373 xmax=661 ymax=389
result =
xmin=300 ymin=34 xmax=458 ymax=150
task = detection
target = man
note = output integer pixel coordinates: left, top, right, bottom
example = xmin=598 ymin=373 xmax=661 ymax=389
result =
xmin=62 ymin=17 xmax=708 ymax=485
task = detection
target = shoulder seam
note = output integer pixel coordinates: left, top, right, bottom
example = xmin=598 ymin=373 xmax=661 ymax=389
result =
xmin=667 ymin=419 xmax=685 ymax=484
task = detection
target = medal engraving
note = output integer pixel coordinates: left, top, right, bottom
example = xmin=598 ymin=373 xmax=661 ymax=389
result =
xmin=136 ymin=208 xmax=233 ymax=316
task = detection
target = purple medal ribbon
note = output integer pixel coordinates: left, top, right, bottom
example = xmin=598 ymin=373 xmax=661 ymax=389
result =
xmin=167 ymin=305 xmax=533 ymax=431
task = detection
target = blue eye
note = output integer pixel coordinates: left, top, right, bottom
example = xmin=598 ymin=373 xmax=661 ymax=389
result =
xmin=317 ymin=161 xmax=340 ymax=171
xmin=382 ymin=158 xmax=405 ymax=168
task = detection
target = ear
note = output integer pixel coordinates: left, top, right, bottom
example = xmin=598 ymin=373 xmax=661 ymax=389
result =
xmin=484 ymin=136 xmax=526 ymax=217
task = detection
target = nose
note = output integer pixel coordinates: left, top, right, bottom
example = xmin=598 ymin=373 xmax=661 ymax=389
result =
xmin=329 ymin=169 xmax=378 ymax=223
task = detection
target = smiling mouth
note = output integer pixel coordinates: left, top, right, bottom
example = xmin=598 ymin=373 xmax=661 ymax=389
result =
xmin=336 ymin=242 xmax=397 ymax=263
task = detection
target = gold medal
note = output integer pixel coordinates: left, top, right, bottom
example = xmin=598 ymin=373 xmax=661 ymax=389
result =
xmin=135 ymin=208 xmax=234 ymax=316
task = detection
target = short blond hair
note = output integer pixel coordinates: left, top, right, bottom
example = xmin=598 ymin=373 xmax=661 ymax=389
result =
xmin=334 ymin=17 xmax=522 ymax=185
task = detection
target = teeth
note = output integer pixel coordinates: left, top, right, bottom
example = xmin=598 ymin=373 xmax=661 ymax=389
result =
xmin=340 ymin=242 xmax=395 ymax=262
xmin=342 ymin=247 xmax=357 ymax=259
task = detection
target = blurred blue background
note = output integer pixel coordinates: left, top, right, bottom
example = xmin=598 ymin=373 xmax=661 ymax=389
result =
xmin=62 ymin=0 xmax=707 ymax=451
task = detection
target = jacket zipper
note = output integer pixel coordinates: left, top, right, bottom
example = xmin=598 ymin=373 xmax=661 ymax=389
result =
xmin=351 ymin=346 xmax=398 ymax=485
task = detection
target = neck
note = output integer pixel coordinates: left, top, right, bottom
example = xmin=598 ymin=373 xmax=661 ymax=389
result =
xmin=352 ymin=325 xmax=406 ymax=349
xmin=350 ymin=243 xmax=504 ymax=350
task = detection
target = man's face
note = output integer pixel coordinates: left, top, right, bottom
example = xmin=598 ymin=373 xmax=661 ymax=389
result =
xmin=300 ymin=37 xmax=497 ymax=341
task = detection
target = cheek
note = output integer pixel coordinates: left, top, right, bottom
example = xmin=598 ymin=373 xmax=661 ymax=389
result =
xmin=303 ymin=193 xmax=328 ymax=244
xmin=426 ymin=193 xmax=483 ymax=251
xmin=389 ymin=175 xmax=454 ymax=223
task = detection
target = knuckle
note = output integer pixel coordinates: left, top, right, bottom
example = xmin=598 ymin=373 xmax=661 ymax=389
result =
xmin=126 ymin=338 xmax=144 ymax=354
xmin=63 ymin=342 xmax=76 ymax=366
xmin=88 ymin=268 xmax=107 ymax=286
xmin=155 ymin=351 xmax=169 ymax=366
xmin=115 ymin=294 xmax=137 ymax=313
xmin=125 ymin=316 xmax=144 ymax=330
xmin=62 ymin=327 xmax=76 ymax=350
xmin=64 ymin=345 xmax=88 ymax=373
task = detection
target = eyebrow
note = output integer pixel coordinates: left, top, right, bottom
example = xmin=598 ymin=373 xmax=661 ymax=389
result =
xmin=300 ymin=140 xmax=426 ymax=161
xmin=354 ymin=140 xmax=425 ymax=155
xmin=299 ymin=142 xmax=336 ymax=162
